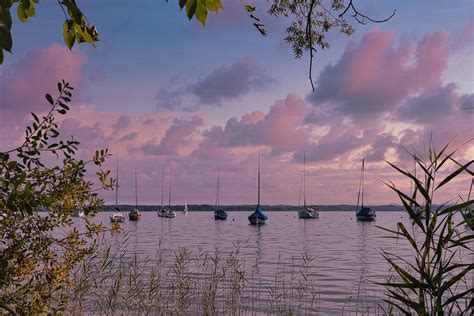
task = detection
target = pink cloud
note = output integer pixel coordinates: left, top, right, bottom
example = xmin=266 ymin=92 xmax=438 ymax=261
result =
xmin=309 ymin=30 xmax=449 ymax=120
xmin=141 ymin=116 xmax=204 ymax=156
xmin=453 ymin=21 xmax=474 ymax=50
xmin=0 ymin=43 xmax=86 ymax=150
xmin=0 ymin=43 xmax=86 ymax=113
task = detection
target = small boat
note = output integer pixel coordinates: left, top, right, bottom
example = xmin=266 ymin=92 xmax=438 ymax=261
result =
xmin=248 ymin=154 xmax=268 ymax=225
xmin=297 ymin=151 xmax=320 ymax=219
xmin=158 ymin=208 xmax=176 ymax=218
xmin=110 ymin=157 xmax=126 ymax=223
xmin=157 ymin=167 xmax=176 ymax=218
xmin=129 ymin=208 xmax=141 ymax=221
xmin=214 ymin=170 xmax=228 ymax=220
xmin=110 ymin=209 xmax=126 ymax=222
xmin=129 ymin=168 xmax=142 ymax=221
xmin=249 ymin=206 xmax=268 ymax=225
xmin=355 ymin=158 xmax=376 ymax=221
xmin=72 ymin=208 xmax=86 ymax=218
xmin=182 ymin=200 xmax=188 ymax=215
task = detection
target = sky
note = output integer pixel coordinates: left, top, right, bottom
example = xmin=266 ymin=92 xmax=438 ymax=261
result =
xmin=0 ymin=0 xmax=473 ymax=205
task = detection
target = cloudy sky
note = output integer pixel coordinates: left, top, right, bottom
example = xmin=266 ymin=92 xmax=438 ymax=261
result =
xmin=0 ymin=0 xmax=472 ymax=205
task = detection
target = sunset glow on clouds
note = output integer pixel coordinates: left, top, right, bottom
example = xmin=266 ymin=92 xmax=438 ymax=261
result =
xmin=0 ymin=2 xmax=472 ymax=205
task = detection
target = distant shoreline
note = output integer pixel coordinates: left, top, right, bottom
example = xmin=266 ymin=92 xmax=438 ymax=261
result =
xmin=102 ymin=204 xmax=407 ymax=212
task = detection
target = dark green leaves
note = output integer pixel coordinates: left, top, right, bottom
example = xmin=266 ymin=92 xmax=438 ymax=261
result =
xmin=0 ymin=0 xmax=99 ymax=64
xmin=45 ymin=93 xmax=54 ymax=105
xmin=17 ymin=0 xmax=35 ymax=23
xmin=63 ymin=19 xmax=76 ymax=49
xmin=0 ymin=7 xmax=13 ymax=53
xmin=380 ymin=142 xmax=473 ymax=314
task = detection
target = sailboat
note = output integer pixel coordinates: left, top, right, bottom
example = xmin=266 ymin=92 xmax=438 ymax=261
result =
xmin=355 ymin=158 xmax=376 ymax=221
xmin=248 ymin=154 xmax=268 ymax=225
xmin=110 ymin=157 xmax=126 ymax=223
xmin=72 ymin=208 xmax=86 ymax=218
xmin=298 ymin=151 xmax=320 ymax=219
xmin=129 ymin=168 xmax=142 ymax=221
xmin=182 ymin=200 xmax=188 ymax=214
xmin=158 ymin=167 xmax=176 ymax=218
xmin=214 ymin=170 xmax=228 ymax=220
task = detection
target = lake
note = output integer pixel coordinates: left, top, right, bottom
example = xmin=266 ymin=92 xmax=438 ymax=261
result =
xmin=72 ymin=210 xmax=472 ymax=314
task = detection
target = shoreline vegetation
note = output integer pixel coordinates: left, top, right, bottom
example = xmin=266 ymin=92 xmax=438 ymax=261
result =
xmin=96 ymin=204 xmax=441 ymax=212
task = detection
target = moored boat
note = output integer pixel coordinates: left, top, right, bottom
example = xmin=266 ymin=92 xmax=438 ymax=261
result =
xmin=111 ymin=157 xmax=126 ymax=223
xmin=298 ymin=207 xmax=319 ymax=219
xmin=355 ymin=158 xmax=375 ymax=221
xmin=72 ymin=208 xmax=86 ymax=218
xmin=297 ymin=151 xmax=320 ymax=219
xmin=248 ymin=154 xmax=268 ymax=225
xmin=129 ymin=168 xmax=142 ymax=221
xmin=158 ymin=167 xmax=176 ymax=218
xmin=110 ymin=209 xmax=126 ymax=222
xmin=182 ymin=200 xmax=188 ymax=215
xmin=214 ymin=169 xmax=228 ymax=220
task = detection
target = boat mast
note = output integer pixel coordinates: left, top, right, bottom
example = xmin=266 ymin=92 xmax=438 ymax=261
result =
xmin=135 ymin=168 xmax=138 ymax=209
xmin=115 ymin=156 xmax=119 ymax=208
xmin=303 ymin=151 xmax=306 ymax=208
xmin=361 ymin=158 xmax=365 ymax=207
xmin=168 ymin=168 xmax=172 ymax=208
xmin=356 ymin=158 xmax=364 ymax=210
xmin=257 ymin=153 xmax=261 ymax=207
xmin=215 ymin=169 xmax=220 ymax=210
xmin=161 ymin=166 xmax=164 ymax=208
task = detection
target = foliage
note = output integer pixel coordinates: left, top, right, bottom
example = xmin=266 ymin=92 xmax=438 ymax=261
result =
xmin=0 ymin=81 xmax=113 ymax=314
xmin=379 ymin=143 xmax=473 ymax=314
xmin=0 ymin=0 xmax=98 ymax=64
xmin=177 ymin=0 xmax=223 ymax=26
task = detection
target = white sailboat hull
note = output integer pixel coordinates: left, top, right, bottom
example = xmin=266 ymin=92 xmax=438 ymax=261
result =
xmin=110 ymin=212 xmax=126 ymax=222
xmin=298 ymin=207 xmax=320 ymax=219
xmin=158 ymin=208 xmax=176 ymax=218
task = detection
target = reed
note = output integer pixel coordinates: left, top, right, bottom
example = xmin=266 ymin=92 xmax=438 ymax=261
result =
xmin=379 ymin=142 xmax=473 ymax=314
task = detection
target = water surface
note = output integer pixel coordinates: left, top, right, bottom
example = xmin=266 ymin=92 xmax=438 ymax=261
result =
xmin=74 ymin=210 xmax=472 ymax=314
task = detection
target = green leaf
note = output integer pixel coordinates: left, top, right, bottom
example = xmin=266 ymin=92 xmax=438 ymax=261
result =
xmin=0 ymin=19 xmax=12 ymax=52
xmin=74 ymin=23 xmax=94 ymax=45
xmin=31 ymin=112 xmax=39 ymax=123
xmin=63 ymin=0 xmax=84 ymax=25
xmin=45 ymin=93 xmax=54 ymax=105
xmin=58 ymin=101 xmax=70 ymax=111
xmin=435 ymin=160 xmax=473 ymax=190
xmin=63 ymin=19 xmax=76 ymax=50
xmin=195 ymin=1 xmax=207 ymax=26
xmin=17 ymin=2 xmax=28 ymax=22
xmin=205 ymin=0 xmax=222 ymax=12
xmin=438 ymin=200 xmax=473 ymax=216
xmin=186 ymin=0 xmax=198 ymax=20
xmin=245 ymin=5 xmax=256 ymax=13
xmin=179 ymin=0 xmax=186 ymax=10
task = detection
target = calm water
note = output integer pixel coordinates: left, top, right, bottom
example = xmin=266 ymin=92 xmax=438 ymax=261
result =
xmin=74 ymin=210 xmax=472 ymax=314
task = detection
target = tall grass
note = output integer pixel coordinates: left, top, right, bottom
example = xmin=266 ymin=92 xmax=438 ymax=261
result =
xmin=379 ymin=142 xmax=473 ymax=314
xmin=49 ymin=235 xmax=330 ymax=315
